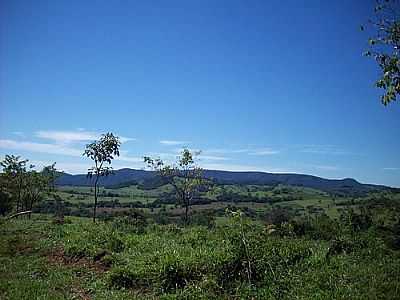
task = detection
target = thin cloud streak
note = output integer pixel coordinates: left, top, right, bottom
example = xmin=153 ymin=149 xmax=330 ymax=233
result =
xmin=30 ymin=160 xmax=144 ymax=174
xmin=299 ymin=144 xmax=355 ymax=156
xmin=160 ymin=140 xmax=189 ymax=146
xmin=0 ymin=139 xmax=143 ymax=164
xmin=168 ymin=148 xmax=230 ymax=161
xmin=198 ymin=155 xmax=230 ymax=161
xmin=206 ymin=148 xmax=251 ymax=154
xmin=117 ymin=155 xmax=143 ymax=163
xmin=30 ymin=160 xmax=91 ymax=174
xmin=35 ymin=130 xmax=135 ymax=144
xmin=0 ymin=139 xmax=82 ymax=156
xmin=200 ymin=162 xmax=294 ymax=173
xmin=248 ymin=149 xmax=280 ymax=156
xmin=206 ymin=147 xmax=279 ymax=156
xmin=36 ymin=130 xmax=98 ymax=143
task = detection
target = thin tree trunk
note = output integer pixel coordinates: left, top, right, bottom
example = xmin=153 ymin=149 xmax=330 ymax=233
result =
xmin=16 ymin=178 xmax=22 ymax=213
xmin=28 ymin=199 xmax=33 ymax=219
xmin=185 ymin=203 xmax=189 ymax=224
xmin=16 ymin=195 xmax=19 ymax=213
xmin=185 ymin=197 xmax=190 ymax=224
xmin=93 ymin=176 xmax=99 ymax=222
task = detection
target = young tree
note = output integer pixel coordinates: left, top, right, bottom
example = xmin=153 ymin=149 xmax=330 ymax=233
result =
xmin=22 ymin=163 xmax=58 ymax=219
xmin=83 ymin=133 xmax=120 ymax=222
xmin=1 ymin=155 xmax=28 ymax=213
xmin=24 ymin=168 xmax=46 ymax=218
xmin=362 ymin=0 xmax=400 ymax=105
xmin=144 ymin=149 xmax=206 ymax=224
xmin=42 ymin=163 xmax=64 ymax=222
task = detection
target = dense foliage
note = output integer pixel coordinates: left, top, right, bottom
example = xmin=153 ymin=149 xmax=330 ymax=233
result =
xmin=0 ymin=155 xmax=57 ymax=217
xmin=363 ymin=0 xmax=400 ymax=105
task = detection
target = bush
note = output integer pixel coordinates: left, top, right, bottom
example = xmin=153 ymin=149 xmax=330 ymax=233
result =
xmin=263 ymin=207 xmax=294 ymax=225
xmin=108 ymin=267 xmax=143 ymax=289
xmin=308 ymin=215 xmax=340 ymax=240
xmin=51 ymin=208 xmax=400 ymax=299
xmin=159 ymin=259 xmax=200 ymax=291
xmin=340 ymin=208 xmax=373 ymax=232
xmin=62 ymin=221 xmax=123 ymax=258
xmin=189 ymin=211 xmax=216 ymax=228
xmin=0 ymin=190 xmax=12 ymax=216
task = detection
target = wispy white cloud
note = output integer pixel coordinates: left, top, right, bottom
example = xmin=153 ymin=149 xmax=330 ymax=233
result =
xmin=35 ymin=130 xmax=98 ymax=143
xmin=143 ymin=152 xmax=178 ymax=160
xmin=206 ymin=148 xmax=250 ymax=154
xmin=30 ymin=160 xmax=91 ymax=174
xmin=166 ymin=148 xmax=229 ymax=161
xmin=30 ymin=159 xmax=144 ymax=174
xmin=35 ymin=130 xmax=135 ymax=144
xmin=248 ymin=148 xmax=280 ymax=156
xmin=200 ymin=162 xmax=293 ymax=173
xmin=164 ymin=146 xmax=279 ymax=160
xmin=205 ymin=147 xmax=281 ymax=157
xmin=198 ymin=155 xmax=230 ymax=161
xmin=140 ymin=150 xmax=229 ymax=164
xmin=0 ymin=138 xmax=144 ymax=165
xmin=206 ymin=145 xmax=352 ymax=157
xmin=160 ymin=140 xmax=189 ymax=146
xmin=117 ymin=155 xmax=143 ymax=163
xmin=299 ymin=144 xmax=354 ymax=156
xmin=0 ymin=139 xmax=82 ymax=157
xmin=119 ymin=136 xmax=136 ymax=143
xmin=383 ymin=167 xmax=399 ymax=171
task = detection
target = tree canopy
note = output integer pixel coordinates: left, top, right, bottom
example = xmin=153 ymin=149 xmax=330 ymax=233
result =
xmin=83 ymin=132 xmax=121 ymax=222
xmin=144 ymin=149 xmax=207 ymax=224
xmin=363 ymin=0 xmax=400 ymax=105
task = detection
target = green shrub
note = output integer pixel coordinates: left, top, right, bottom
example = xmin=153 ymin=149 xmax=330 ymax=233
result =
xmin=159 ymin=259 xmax=199 ymax=291
xmin=49 ymin=211 xmax=400 ymax=299
xmin=108 ymin=232 xmax=124 ymax=252
xmin=189 ymin=212 xmax=216 ymax=228
xmin=62 ymin=221 xmax=124 ymax=258
xmin=108 ymin=266 xmax=144 ymax=289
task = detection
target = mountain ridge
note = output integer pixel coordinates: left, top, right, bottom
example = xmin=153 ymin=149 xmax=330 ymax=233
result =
xmin=55 ymin=168 xmax=391 ymax=195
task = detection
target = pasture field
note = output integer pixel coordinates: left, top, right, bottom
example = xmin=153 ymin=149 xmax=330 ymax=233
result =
xmin=49 ymin=184 xmax=342 ymax=219
xmin=1 ymin=205 xmax=400 ymax=300
xmin=2 ymin=186 xmax=400 ymax=299
xmin=54 ymin=184 xmax=173 ymax=204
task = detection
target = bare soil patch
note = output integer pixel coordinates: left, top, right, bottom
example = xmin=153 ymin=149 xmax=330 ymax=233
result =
xmin=46 ymin=247 xmax=109 ymax=274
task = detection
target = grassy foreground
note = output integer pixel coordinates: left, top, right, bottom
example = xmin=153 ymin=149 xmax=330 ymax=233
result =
xmin=0 ymin=214 xmax=399 ymax=299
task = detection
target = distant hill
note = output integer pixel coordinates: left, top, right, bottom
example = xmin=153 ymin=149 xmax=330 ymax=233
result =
xmin=55 ymin=168 xmax=390 ymax=195
xmin=55 ymin=168 xmax=154 ymax=187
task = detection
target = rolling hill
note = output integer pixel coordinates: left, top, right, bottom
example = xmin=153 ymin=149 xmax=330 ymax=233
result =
xmin=55 ymin=168 xmax=389 ymax=195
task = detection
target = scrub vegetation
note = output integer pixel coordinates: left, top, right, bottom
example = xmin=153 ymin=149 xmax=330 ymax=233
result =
xmin=1 ymin=182 xmax=400 ymax=299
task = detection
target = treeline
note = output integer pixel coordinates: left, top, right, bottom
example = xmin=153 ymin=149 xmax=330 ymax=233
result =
xmin=33 ymin=190 xmax=301 ymax=216
xmin=62 ymin=189 xmax=130 ymax=198
xmin=0 ymin=155 xmax=58 ymax=217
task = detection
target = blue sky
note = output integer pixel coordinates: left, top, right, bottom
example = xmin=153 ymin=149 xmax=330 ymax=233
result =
xmin=0 ymin=0 xmax=399 ymax=187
